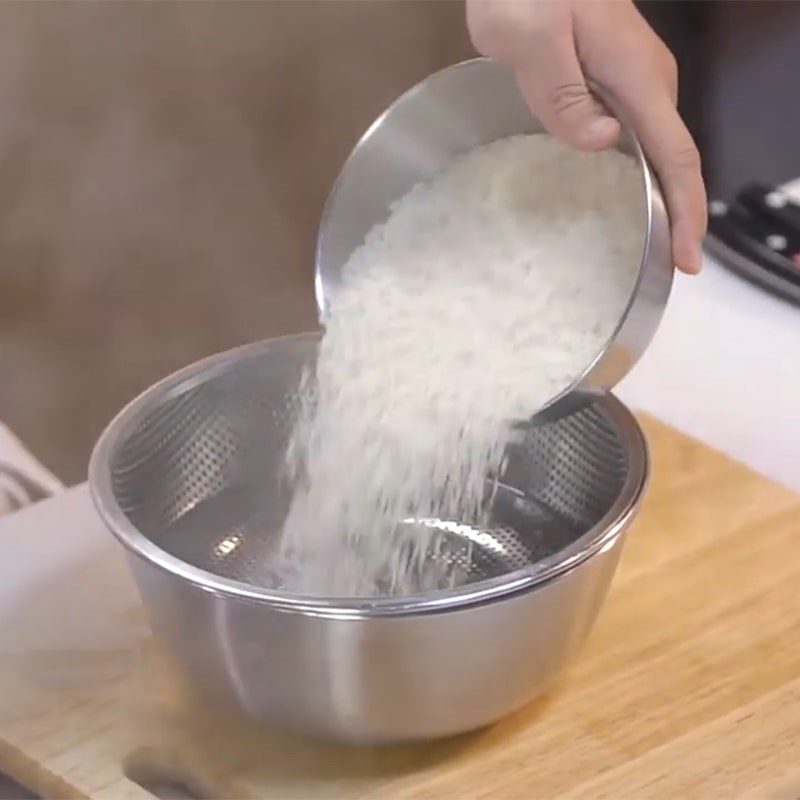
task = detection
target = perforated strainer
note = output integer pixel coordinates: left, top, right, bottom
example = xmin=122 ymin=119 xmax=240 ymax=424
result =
xmin=90 ymin=333 xmax=647 ymax=742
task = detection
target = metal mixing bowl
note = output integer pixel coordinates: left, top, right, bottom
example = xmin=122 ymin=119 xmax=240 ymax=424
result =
xmin=90 ymin=333 xmax=648 ymax=743
xmin=316 ymin=57 xmax=673 ymax=423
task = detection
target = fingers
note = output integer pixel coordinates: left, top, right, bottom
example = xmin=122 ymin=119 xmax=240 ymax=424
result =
xmin=577 ymin=3 xmax=706 ymax=273
xmin=517 ymin=29 xmax=705 ymax=274
xmin=466 ymin=0 xmax=707 ymax=275
xmin=620 ymin=93 xmax=707 ymax=274
xmin=514 ymin=34 xmax=620 ymax=152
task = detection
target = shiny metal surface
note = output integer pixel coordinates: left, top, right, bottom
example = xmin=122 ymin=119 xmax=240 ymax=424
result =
xmin=316 ymin=57 xmax=674 ymax=423
xmin=90 ymin=334 xmax=648 ymax=742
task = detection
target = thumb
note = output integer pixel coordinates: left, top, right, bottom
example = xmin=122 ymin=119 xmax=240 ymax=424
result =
xmin=514 ymin=36 xmax=620 ymax=151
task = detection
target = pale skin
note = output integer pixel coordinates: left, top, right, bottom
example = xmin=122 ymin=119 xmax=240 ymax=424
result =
xmin=467 ymin=0 xmax=708 ymax=275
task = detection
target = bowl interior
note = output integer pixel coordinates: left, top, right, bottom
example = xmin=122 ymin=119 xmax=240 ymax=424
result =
xmin=93 ymin=336 xmax=644 ymax=604
xmin=316 ymin=57 xmax=646 ymax=321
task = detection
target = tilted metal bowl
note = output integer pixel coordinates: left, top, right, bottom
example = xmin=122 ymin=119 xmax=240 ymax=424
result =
xmin=316 ymin=57 xmax=673 ymax=423
xmin=90 ymin=333 xmax=648 ymax=743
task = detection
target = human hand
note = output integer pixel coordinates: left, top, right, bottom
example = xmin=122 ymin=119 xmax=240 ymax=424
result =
xmin=467 ymin=0 xmax=707 ymax=274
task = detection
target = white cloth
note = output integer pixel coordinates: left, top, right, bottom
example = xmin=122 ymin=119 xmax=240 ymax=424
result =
xmin=0 ymin=423 xmax=63 ymax=516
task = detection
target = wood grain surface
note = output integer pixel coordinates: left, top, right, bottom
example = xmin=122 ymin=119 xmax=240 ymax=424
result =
xmin=1 ymin=416 xmax=799 ymax=799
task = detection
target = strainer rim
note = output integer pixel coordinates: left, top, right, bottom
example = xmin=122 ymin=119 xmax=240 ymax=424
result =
xmin=89 ymin=333 xmax=648 ymax=618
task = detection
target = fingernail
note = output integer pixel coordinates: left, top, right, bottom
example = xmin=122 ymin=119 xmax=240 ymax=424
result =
xmin=687 ymin=241 xmax=704 ymax=274
xmin=678 ymin=241 xmax=703 ymax=275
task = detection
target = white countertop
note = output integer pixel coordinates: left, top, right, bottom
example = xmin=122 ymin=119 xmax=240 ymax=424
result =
xmin=617 ymin=254 xmax=800 ymax=494
xmin=618 ymin=176 xmax=800 ymax=493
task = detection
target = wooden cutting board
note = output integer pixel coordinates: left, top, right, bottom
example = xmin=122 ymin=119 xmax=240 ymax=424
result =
xmin=1 ymin=416 xmax=799 ymax=800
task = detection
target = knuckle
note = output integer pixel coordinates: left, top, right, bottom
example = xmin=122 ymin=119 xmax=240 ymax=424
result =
xmin=468 ymin=1 xmax=530 ymax=58
xmin=468 ymin=0 xmax=567 ymax=63
xmin=662 ymin=49 xmax=679 ymax=87
xmin=667 ymin=145 xmax=702 ymax=175
xmin=466 ymin=1 xmax=505 ymax=54
xmin=547 ymin=83 xmax=592 ymax=115
xmin=662 ymin=55 xmax=679 ymax=104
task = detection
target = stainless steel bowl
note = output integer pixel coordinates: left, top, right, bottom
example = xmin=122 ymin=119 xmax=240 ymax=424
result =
xmin=90 ymin=333 xmax=648 ymax=743
xmin=316 ymin=57 xmax=673 ymax=423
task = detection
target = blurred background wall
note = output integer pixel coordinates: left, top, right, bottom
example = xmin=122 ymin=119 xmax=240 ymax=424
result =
xmin=0 ymin=1 xmax=473 ymax=482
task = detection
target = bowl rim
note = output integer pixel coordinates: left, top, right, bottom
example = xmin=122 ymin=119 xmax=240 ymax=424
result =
xmin=315 ymin=56 xmax=671 ymax=424
xmin=89 ymin=333 xmax=649 ymax=619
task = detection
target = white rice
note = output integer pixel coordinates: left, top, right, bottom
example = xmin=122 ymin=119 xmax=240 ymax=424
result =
xmin=280 ymin=134 xmax=645 ymax=597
